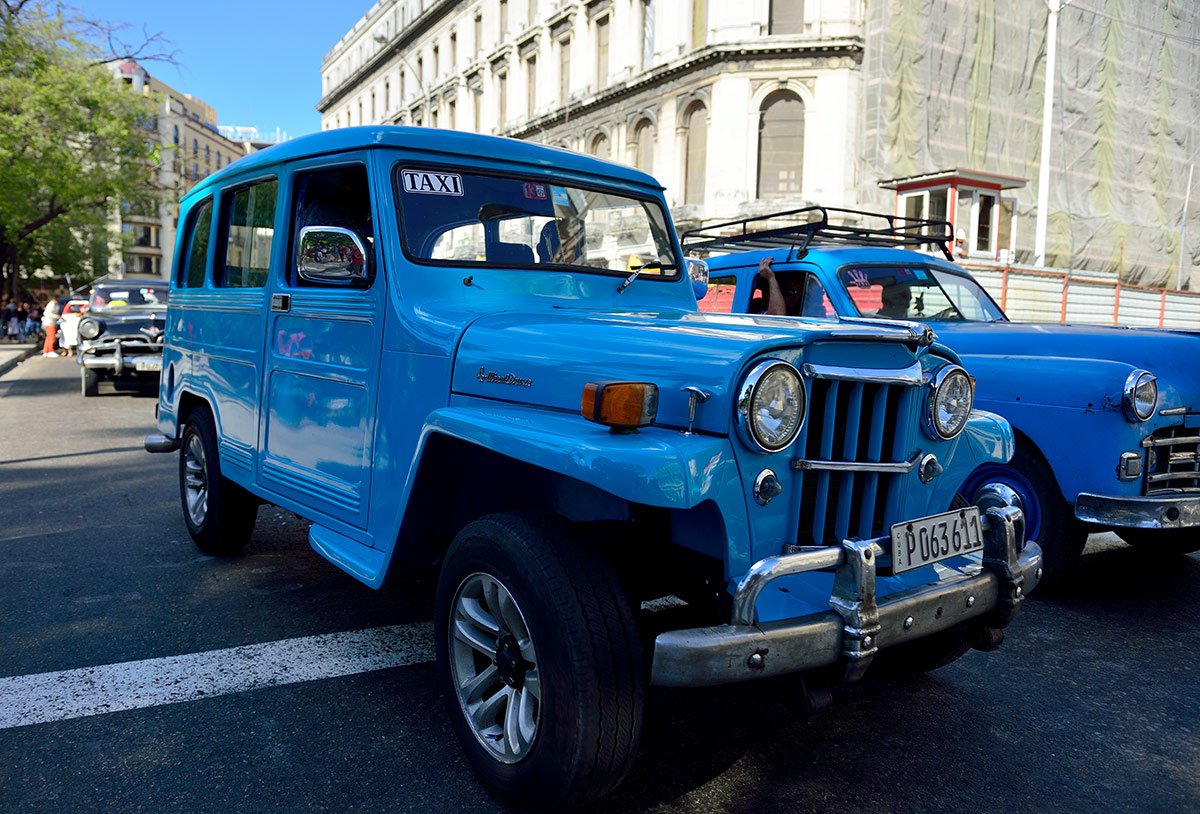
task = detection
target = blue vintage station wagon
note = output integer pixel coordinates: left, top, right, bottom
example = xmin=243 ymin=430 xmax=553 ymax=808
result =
xmin=145 ymin=130 xmax=1040 ymax=810
xmin=690 ymin=207 xmax=1200 ymax=582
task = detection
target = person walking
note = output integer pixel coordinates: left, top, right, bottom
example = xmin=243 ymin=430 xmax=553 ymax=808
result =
xmin=41 ymin=295 xmax=60 ymax=357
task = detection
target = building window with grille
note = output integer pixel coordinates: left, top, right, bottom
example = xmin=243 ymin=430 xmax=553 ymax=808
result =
xmin=559 ymin=38 xmax=571 ymax=105
xmin=595 ymin=16 xmax=610 ymax=91
xmin=756 ymin=90 xmax=804 ymax=199
xmin=500 ymin=0 xmax=508 ymax=38
xmin=633 ymin=119 xmax=655 ymax=174
xmin=384 ymin=80 xmax=391 ymax=113
xmin=449 ymin=99 xmax=457 ymax=129
xmin=526 ymin=55 xmax=537 ymax=119
xmin=450 ymin=32 xmax=457 ymax=66
xmin=193 ymin=138 xmax=198 ymax=157
xmin=474 ymin=13 xmax=483 ymax=54
xmin=640 ymin=0 xmax=655 ymax=71
xmin=371 ymin=91 xmax=377 ymax=122
xmin=684 ymin=104 xmax=707 ymax=205
xmin=497 ymin=71 xmax=508 ymax=128
xmin=173 ymin=125 xmax=179 ymax=146
xmin=433 ymin=45 xmax=440 ymax=79
xmin=690 ymin=0 xmax=706 ymax=49
xmin=768 ymin=0 xmax=804 ymax=35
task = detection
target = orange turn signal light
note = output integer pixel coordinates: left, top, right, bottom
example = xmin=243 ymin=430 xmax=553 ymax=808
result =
xmin=582 ymin=382 xmax=659 ymax=431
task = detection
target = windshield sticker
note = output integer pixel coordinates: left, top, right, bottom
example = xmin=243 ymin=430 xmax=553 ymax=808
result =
xmin=523 ymin=183 xmax=548 ymax=201
xmin=401 ymin=170 xmax=464 ymax=196
xmin=551 ymin=186 xmax=571 ymax=207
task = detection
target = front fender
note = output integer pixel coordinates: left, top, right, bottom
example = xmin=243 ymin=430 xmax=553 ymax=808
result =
xmin=964 ymin=354 xmax=1138 ymax=413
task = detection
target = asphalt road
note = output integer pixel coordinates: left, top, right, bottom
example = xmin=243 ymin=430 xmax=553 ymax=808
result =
xmin=1 ymin=356 xmax=1198 ymax=814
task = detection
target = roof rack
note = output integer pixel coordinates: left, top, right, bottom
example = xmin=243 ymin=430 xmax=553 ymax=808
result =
xmin=680 ymin=206 xmax=956 ymax=262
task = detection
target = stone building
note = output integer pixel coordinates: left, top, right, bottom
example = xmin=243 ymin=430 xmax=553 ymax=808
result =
xmin=110 ymin=60 xmax=242 ymax=279
xmin=318 ymin=1 xmax=1200 ymax=288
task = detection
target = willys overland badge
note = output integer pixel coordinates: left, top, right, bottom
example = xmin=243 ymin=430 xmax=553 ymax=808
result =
xmin=401 ymin=170 xmax=465 ymax=196
xmin=477 ymin=366 xmax=532 ymax=387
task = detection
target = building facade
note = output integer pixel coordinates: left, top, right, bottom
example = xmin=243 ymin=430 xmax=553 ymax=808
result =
xmin=318 ymin=1 xmax=1200 ymax=289
xmin=111 ymin=60 xmax=243 ymax=279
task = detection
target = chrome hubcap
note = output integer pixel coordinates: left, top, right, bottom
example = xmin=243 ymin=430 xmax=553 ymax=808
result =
xmin=183 ymin=435 xmax=208 ymax=527
xmin=448 ymin=573 xmax=540 ymax=764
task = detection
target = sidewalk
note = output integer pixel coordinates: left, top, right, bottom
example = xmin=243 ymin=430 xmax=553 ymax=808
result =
xmin=0 ymin=342 xmax=41 ymax=379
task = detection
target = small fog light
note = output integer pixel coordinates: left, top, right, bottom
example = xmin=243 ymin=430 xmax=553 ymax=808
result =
xmin=754 ymin=469 xmax=783 ymax=506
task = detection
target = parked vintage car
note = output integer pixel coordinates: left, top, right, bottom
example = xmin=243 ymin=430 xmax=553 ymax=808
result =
xmin=76 ymin=279 xmax=168 ymax=397
xmin=143 ymin=130 xmax=1040 ymax=810
xmin=690 ymin=207 xmax=1199 ymax=581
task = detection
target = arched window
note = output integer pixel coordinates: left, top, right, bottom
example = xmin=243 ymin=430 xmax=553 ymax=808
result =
xmin=756 ymin=90 xmax=804 ymax=199
xmin=683 ymin=104 xmax=707 ymax=205
xmin=590 ymin=133 xmax=610 ymax=160
xmin=633 ymin=119 xmax=655 ymax=175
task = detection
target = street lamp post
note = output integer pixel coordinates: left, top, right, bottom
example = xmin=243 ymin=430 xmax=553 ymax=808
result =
xmin=1034 ymin=0 xmax=1073 ymax=268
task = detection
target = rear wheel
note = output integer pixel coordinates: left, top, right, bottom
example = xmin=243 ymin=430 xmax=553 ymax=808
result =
xmin=435 ymin=512 xmax=644 ymax=811
xmin=961 ymin=444 xmax=1087 ymax=584
xmin=179 ymin=409 xmax=257 ymax=555
xmin=80 ymin=367 xmax=98 ymax=397
xmin=1115 ymin=528 xmax=1200 ymax=556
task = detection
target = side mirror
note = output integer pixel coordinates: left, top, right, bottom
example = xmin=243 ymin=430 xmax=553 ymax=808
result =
xmin=687 ymin=258 xmax=709 ymax=301
xmin=296 ymin=226 xmax=370 ymax=286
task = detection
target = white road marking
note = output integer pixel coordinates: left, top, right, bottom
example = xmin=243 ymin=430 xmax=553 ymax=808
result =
xmin=0 ymin=623 xmax=434 ymax=730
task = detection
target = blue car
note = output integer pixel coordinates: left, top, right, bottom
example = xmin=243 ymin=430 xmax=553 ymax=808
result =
xmin=144 ymin=134 xmax=1038 ymax=809
xmin=691 ymin=207 xmax=1199 ymax=582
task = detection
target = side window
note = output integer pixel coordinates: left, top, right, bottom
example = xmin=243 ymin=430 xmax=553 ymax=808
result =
xmin=291 ymin=165 xmax=373 ymax=287
xmin=181 ymin=199 xmax=213 ymax=288
xmin=697 ymin=274 xmax=736 ymax=313
xmin=219 ymin=179 xmax=278 ymax=288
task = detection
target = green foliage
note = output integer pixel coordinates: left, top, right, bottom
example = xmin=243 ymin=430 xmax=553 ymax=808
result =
xmin=0 ymin=2 xmax=158 ymax=295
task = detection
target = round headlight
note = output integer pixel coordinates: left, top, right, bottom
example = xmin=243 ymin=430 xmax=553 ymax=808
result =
xmin=926 ymin=365 xmax=974 ymax=440
xmin=1123 ymin=370 xmax=1158 ymax=422
xmin=78 ymin=319 xmax=102 ymax=340
xmin=737 ymin=360 xmax=806 ymax=452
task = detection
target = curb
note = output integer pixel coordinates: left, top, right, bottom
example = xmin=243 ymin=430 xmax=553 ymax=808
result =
xmin=0 ymin=347 xmax=40 ymax=380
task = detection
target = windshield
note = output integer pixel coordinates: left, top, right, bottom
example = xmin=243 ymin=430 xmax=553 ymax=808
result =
xmin=90 ymin=285 xmax=168 ymax=310
xmin=836 ymin=265 xmax=1005 ymax=322
xmin=396 ymin=167 xmax=678 ymax=277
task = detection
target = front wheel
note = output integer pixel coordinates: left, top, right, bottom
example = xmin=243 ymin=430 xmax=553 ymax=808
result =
xmin=80 ymin=367 xmax=98 ymax=397
xmin=435 ymin=513 xmax=644 ymax=811
xmin=961 ymin=444 xmax=1087 ymax=584
xmin=178 ymin=409 xmax=257 ymax=555
xmin=1116 ymin=528 xmax=1200 ymax=556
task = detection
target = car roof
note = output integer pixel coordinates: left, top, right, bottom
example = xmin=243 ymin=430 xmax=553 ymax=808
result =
xmin=705 ymin=245 xmax=975 ymax=277
xmin=184 ymin=126 xmax=663 ymax=204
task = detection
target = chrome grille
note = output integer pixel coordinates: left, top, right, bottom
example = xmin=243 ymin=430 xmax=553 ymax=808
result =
xmin=794 ymin=378 xmax=917 ymax=546
xmin=1144 ymin=426 xmax=1200 ymax=493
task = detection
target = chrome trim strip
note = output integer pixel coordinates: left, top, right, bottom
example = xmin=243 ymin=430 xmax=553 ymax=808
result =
xmin=1142 ymin=434 xmax=1200 ymax=448
xmin=801 ymin=361 xmax=924 ymax=386
xmin=836 ymin=316 xmax=937 ymax=346
xmin=1074 ymin=492 xmax=1200 ymax=529
xmin=1159 ymin=406 xmax=1188 ymax=416
xmin=792 ymin=449 xmax=922 ymax=474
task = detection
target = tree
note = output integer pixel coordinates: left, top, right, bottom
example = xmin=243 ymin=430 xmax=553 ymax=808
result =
xmin=0 ymin=1 xmax=160 ymax=297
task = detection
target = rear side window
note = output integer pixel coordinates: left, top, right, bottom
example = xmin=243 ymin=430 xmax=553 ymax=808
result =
xmin=182 ymin=200 xmax=213 ymax=288
xmin=220 ymin=179 xmax=278 ymax=288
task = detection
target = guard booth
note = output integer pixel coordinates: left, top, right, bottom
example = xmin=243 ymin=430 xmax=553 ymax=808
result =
xmin=879 ymin=169 xmax=1027 ymax=263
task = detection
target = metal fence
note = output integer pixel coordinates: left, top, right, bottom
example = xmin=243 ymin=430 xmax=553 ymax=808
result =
xmin=963 ymin=262 xmax=1200 ymax=329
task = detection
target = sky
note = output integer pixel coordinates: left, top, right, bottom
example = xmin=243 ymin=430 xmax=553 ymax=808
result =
xmin=74 ymin=0 xmax=370 ymax=139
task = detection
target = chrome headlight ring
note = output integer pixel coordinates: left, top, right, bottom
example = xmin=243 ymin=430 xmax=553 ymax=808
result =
xmin=78 ymin=318 xmax=103 ymax=341
xmin=736 ymin=359 xmax=806 ymax=453
xmin=1122 ymin=369 xmax=1157 ymax=422
xmin=923 ymin=364 xmax=974 ymax=441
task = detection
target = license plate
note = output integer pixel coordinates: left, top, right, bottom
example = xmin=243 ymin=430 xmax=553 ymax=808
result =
xmin=890 ymin=507 xmax=983 ymax=573
xmin=134 ymin=359 xmax=162 ymax=372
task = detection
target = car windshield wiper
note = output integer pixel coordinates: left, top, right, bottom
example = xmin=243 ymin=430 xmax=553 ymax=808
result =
xmin=617 ymin=260 xmax=676 ymax=293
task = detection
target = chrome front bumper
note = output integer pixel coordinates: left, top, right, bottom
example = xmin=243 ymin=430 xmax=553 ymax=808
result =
xmin=80 ymin=349 xmax=162 ymax=375
xmin=651 ymin=506 xmax=1041 ymax=687
xmin=1075 ymin=492 xmax=1200 ymax=529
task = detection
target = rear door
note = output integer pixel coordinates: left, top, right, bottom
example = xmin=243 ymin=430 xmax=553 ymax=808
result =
xmin=257 ymin=153 xmax=384 ymax=532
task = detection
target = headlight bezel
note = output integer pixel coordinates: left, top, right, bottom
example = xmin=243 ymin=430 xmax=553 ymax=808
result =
xmin=1122 ymin=369 xmax=1158 ymax=422
xmin=923 ymin=364 xmax=974 ymax=441
xmin=736 ymin=359 xmax=807 ymax=453
xmin=78 ymin=318 xmax=103 ymax=341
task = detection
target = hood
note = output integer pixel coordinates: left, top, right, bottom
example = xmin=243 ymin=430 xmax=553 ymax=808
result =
xmin=452 ymin=308 xmax=929 ymax=434
xmin=82 ymin=308 xmax=166 ymax=340
xmin=935 ymin=321 xmax=1198 ymax=412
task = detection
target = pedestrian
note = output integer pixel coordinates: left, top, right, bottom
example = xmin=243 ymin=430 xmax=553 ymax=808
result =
xmin=4 ymin=304 xmax=18 ymax=342
xmin=41 ymin=295 xmax=60 ymax=357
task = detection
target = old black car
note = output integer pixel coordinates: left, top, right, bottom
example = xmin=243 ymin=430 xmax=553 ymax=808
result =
xmin=76 ymin=278 xmax=168 ymax=397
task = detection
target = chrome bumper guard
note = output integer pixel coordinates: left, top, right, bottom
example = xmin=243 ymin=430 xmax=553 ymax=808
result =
xmin=1075 ymin=492 xmax=1200 ymax=529
xmin=651 ymin=506 xmax=1041 ymax=687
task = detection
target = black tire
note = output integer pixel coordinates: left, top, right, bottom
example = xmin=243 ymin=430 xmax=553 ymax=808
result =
xmin=80 ymin=367 xmax=98 ymax=397
xmin=873 ymin=629 xmax=973 ymax=677
xmin=178 ymin=409 xmax=257 ymax=556
xmin=1010 ymin=445 xmax=1088 ymax=585
xmin=1115 ymin=528 xmax=1200 ymax=556
xmin=435 ymin=512 xmax=645 ymax=811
